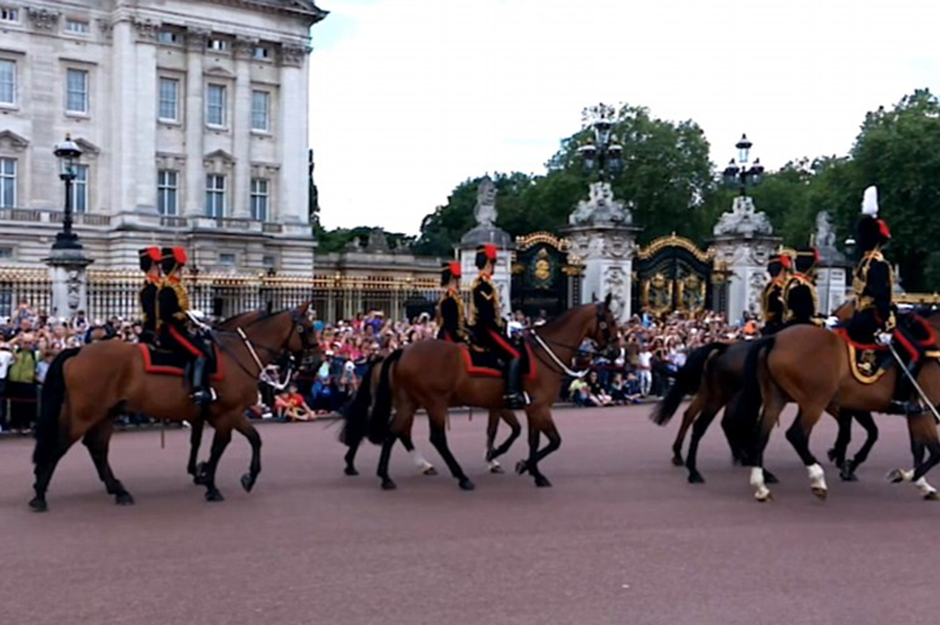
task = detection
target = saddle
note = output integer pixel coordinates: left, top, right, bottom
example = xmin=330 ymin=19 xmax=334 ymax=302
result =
xmin=138 ymin=344 xmax=224 ymax=382
xmin=459 ymin=342 xmax=537 ymax=382
xmin=834 ymin=313 xmax=939 ymax=385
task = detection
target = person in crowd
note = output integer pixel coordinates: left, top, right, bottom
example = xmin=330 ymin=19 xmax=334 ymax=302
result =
xmin=637 ymin=343 xmax=653 ymax=397
xmin=275 ymin=383 xmax=315 ymax=422
xmin=0 ymin=341 xmax=12 ymax=431
xmin=7 ymin=332 xmax=38 ymax=432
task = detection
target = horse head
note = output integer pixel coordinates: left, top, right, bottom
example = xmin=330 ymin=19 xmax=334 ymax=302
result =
xmin=287 ymin=301 xmax=319 ymax=362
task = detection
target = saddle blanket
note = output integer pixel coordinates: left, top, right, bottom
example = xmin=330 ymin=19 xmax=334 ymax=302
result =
xmin=460 ymin=343 xmax=537 ymax=382
xmin=138 ymin=344 xmax=224 ymax=382
xmin=834 ymin=314 xmax=938 ymax=385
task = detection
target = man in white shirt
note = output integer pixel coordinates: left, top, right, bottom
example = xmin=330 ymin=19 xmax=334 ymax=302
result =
xmin=637 ymin=346 xmax=653 ymax=397
xmin=0 ymin=343 xmax=14 ymax=431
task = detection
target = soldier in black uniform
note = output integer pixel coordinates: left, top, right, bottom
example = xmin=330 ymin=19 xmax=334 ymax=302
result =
xmin=138 ymin=246 xmax=162 ymax=345
xmin=436 ymin=261 xmax=466 ymax=343
xmin=468 ymin=244 xmax=526 ymax=409
xmin=847 ymin=186 xmax=919 ymax=415
xmin=783 ymin=247 xmax=821 ymax=326
xmin=157 ymin=246 xmax=215 ymax=406
xmin=761 ymin=253 xmax=787 ymax=334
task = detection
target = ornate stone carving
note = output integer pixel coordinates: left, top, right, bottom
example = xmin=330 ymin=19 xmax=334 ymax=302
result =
xmin=713 ymin=196 xmax=773 ymax=238
xmin=133 ymin=18 xmax=160 ymax=42
xmin=185 ymin=28 xmax=210 ymax=51
xmin=27 ymin=7 xmax=60 ymax=31
xmin=234 ymin=37 xmax=259 ymax=59
xmin=97 ymin=19 xmax=113 ymax=41
xmin=474 ymin=176 xmax=497 ymax=227
xmin=568 ymin=181 xmax=632 ymax=227
xmin=602 ymin=265 xmax=627 ymax=319
xmin=747 ymin=271 xmax=767 ymax=315
xmin=0 ymin=130 xmax=30 ymax=152
xmin=279 ymin=43 xmax=309 ymax=67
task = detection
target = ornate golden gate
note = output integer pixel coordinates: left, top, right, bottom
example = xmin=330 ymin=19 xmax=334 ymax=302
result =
xmin=633 ymin=234 xmax=716 ymax=315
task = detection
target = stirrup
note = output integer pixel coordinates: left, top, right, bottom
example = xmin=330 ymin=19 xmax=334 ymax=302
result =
xmin=887 ymin=401 xmax=925 ymax=417
xmin=503 ymin=392 xmax=529 ymax=410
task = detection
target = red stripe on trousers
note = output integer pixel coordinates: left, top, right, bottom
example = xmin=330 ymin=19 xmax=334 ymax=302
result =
xmin=169 ymin=326 xmax=203 ymax=358
xmin=488 ymin=329 xmax=520 ymax=359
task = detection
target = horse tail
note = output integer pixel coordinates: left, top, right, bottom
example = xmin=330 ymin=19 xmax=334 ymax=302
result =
xmin=339 ymin=358 xmax=381 ymax=448
xmin=726 ymin=337 xmax=776 ymax=463
xmin=651 ymin=341 xmax=728 ymax=426
xmin=367 ymin=349 xmax=403 ymax=445
xmin=33 ymin=348 xmax=80 ymax=467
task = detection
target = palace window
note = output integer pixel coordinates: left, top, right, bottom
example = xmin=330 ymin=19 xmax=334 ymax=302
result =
xmin=65 ymin=19 xmax=90 ymax=34
xmin=66 ymin=68 xmax=89 ymax=114
xmin=0 ymin=157 xmax=15 ymax=208
xmin=72 ymin=165 xmax=89 ymax=213
xmin=0 ymin=59 xmax=15 ymax=106
xmin=158 ymin=77 xmax=179 ymax=122
xmin=206 ymin=84 xmax=226 ymax=127
xmin=250 ymin=178 xmax=269 ymax=221
xmin=207 ymin=38 xmax=229 ymax=52
xmin=252 ymin=46 xmax=269 ymax=60
xmin=205 ymin=174 xmax=226 ymax=218
xmin=157 ymin=30 xmax=179 ymax=44
xmin=157 ymin=170 xmax=179 ymax=216
xmin=0 ymin=8 xmax=18 ymax=23
xmin=251 ymin=90 xmax=269 ymax=132
xmin=219 ymin=253 xmax=236 ymax=266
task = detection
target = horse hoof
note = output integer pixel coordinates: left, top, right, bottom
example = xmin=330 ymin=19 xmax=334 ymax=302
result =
xmin=924 ymin=491 xmax=940 ymax=502
xmin=687 ymin=472 xmax=705 ymax=484
xmin=344 ymin=466 xmax=359 ymax=476
xmin=827 ymin=448 xmax=839 ymax=465
xmin=886 ymin=469 xmax=905 ymax=484
xmin=115 ymin=492 xmax=135 ymax=506
xmin=490 ymin=465 xmax=505 ymax=474
xmin=458 ymin=478 xmax=475 ymax=491
xmin=381 ymin=479 xmax=397 ymax=491
xmin=28 ymin=497 xmax=48 ymax=513
xmin=515 ymin=460 xmax=528 ymax=475
xmin=671 ymin=455 xmax=684 ymax=467
xmin=763 ymin=470 xmax=779 ymax=485
xmin=240 ymin=474 xmax=256 ymax=493
xmin=485 ymin=450 xmax=496 ymax=463
xmin=205 ymin=489 xmax=225 ymax=502
xmin=840 ymin=470 xmax=859 ymax=482
xmin=534 ymin=475 xmax=552 ymax=488
xmin=811 ymin=487 xmax=828 ymax=501
xmin=422 ymin=467 xmax=438 ymax=476
xmin=755 ymin=491 xmax=773 ymax=503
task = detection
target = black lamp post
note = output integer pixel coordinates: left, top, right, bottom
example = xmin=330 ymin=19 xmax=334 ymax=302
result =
xmin=52 ymin=134 xmax=83 ymax=251
xmin=722 ymin=133 xmax=764 ymax=196
xmin=578 ymin=103 xmax=623 ymax=181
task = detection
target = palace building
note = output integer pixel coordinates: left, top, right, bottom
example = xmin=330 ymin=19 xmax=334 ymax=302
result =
xmin=0 ymin=0 xmax=326 ymax=273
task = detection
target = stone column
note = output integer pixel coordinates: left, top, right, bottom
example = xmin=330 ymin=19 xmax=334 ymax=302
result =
xmin=232 ymin=38 xmax=255 ymax=219
xmin=562 ymin=181 xmax=639 ymax=323
xmin=183 ymin=29 xmax=208 ymax=217
xmin=278 ymin=44 xmax=310 ymax=224
xmin=45 ymin=249 xmax=94 ymax=320
xmin=132 ymin=19 xmax=159 ymax=213
xmin=111 ymin=19 xmax=137 ymax=218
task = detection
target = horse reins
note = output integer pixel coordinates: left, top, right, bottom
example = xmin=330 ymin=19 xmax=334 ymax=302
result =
xmin=528 ymin=330 xmax=590 ymax=379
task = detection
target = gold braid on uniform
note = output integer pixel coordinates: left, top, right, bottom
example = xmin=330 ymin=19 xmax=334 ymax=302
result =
xmin=469 ymin=274 xmax=503 ymax=329
xmin=854 ymin=250 xmax=890 ymax=312
xmin=166 ymin=279 xmax=191 ymax=321
xmin=783 ymin=274 xmax=819 ymax=323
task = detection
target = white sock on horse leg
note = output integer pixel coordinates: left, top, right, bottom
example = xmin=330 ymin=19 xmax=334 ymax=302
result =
xmin=408 ymin=449 xmax=433 ymax=472
xmin=807 ymin=463 xmax=827 ymax=491
xmin=750 ymin=466 xmax=771 ymax=500
xmin=914 ymin=476 xmax=937 ymax=496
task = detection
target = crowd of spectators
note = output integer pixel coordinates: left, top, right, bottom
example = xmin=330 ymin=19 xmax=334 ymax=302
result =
xmin=0 ymin=299 xmax=751 ymax=434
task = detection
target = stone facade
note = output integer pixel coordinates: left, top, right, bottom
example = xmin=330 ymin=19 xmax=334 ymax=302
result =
xmin=0 ymin=0 xmax=326 ymax=274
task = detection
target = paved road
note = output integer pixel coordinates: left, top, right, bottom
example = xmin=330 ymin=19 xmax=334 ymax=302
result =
xmin=1 ymin=404 xmax=938 ymax=625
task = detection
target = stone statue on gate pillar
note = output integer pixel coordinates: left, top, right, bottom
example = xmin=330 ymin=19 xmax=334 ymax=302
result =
xmin=812 ymin=210 xmax=852 ymax=315
xmin=458 ymin=176 xmax=513 ymax=320
xmin=44 ymin=247 xmax=94 ymax=321
xmin=563 ymin=181 xmax=639 ymax=323
xmin=709 ymin=196 xmax=779 ymax=323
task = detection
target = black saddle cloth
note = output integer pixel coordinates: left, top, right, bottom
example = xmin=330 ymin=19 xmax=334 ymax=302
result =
xmin=139 ymin=344 xmax=222 ymax=381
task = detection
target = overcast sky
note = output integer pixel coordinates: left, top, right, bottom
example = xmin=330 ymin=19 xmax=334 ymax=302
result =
xmin=309 ymin=0 xmax=938 ymax=235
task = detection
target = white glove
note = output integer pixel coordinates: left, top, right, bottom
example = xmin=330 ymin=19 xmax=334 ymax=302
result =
xmin=825 ymin=316 xmax=839 ymax=329
xmin=876 ymin=332 xmax=893 ymax=345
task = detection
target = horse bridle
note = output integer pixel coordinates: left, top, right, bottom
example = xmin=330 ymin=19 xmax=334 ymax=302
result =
xmin=529 ymin=302 xmax=613 ymax=379
xmin=226 ymin=308 xmax=318 ymax=383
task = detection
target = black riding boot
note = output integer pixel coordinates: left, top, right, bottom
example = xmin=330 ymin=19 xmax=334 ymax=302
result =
xmin=503 ymin=358 xmax=527 ymax=410
xmin=190 ymin=357 xmax=215 ymax=407
xmin=887 ymin=359 xmax=925 ymax=416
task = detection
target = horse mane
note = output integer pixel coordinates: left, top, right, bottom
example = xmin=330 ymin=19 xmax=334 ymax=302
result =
xmin=218 ymin=308 xmax=264 ymax=327
xmin=535 ymin=302 xmax=597 ymax=337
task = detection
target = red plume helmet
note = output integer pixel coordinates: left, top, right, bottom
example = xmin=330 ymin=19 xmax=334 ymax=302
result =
xmin=449 ymin=261 xmax=461 ymax=277
xmin=147 ymin=247 xmax=161 ymax=262
xmin=172 ymin=247 xmax=188 ymax=265
xmin=877 ymin=219 xmax=891 ymax=239
xmin=483 ymin=244 xmax=497 ymax=261
xmin=779 ymin=254 xmax=792 ymax=270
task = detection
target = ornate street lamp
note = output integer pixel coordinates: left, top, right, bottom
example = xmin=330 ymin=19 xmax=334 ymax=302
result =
xmin=579 ymin=103 xmax=623 ymax=180
xmin=52 ymin=134 xmax=83 ymax=250
xmin=722 ymin=133 xmax=764 ymax=196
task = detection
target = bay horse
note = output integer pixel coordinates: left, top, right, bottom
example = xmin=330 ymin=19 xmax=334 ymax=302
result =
xmin=342 ymin=297 xmax=617 ymax=490
xmin=732 ymin=319 xmax=940 ymax=502
xmin=653 ymin=300 xmax=902 ymax=483
xmin=30 ymin=303 xmax=317 ymax=512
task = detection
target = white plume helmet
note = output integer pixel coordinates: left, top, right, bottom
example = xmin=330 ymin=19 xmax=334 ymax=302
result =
xmin=861 ymin=185 xmax=879 ymax=216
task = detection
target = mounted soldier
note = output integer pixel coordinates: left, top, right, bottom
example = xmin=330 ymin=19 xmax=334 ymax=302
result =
xmin=760 ymin=253 xmax=787 ymax=334
xmin=847 ymin=185 xmax=920 ymax=415
xmin=783 ymin=247 xmax=822 ymax=326
xmin=468 ymin=244 xmax=527 ymax=409
xmin=436 ymin=261 xmax=466 ymax=343
xmin=157 ymin=246 xmax=216 ymax=407
xmin=138 ymin=246 xmax=163 ymax=345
